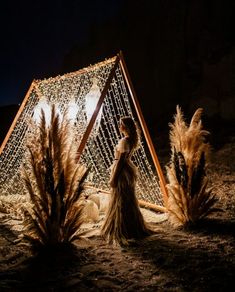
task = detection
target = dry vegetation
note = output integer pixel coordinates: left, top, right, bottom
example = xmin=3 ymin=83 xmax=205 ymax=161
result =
xmin=21 ymin=105 xmax=88 ymax=247
xmin=166 ymin=106 xmax=218 ymax=227
xmin=0 ymin=106 xmax=234 ymax=291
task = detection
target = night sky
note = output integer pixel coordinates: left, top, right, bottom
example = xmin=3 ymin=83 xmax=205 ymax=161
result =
xmin=1 ymin=0 xmax=235 ymax=133
xmin=0 ymin=0 xmax=122 ymax=106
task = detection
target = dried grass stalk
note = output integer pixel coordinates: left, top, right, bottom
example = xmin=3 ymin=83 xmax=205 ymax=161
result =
xmin=22 ymin=105 xmax=88 ymax=246
xmin=166 ymin=106 xmax=217 ymax=227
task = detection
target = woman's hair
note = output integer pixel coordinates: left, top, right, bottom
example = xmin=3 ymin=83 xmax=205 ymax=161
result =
xmin=120 ymin=117 xmax=140 ymax=150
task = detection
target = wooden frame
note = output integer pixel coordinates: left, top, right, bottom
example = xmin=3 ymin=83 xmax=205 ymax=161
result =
xmin=0 ymin=81 xmax=36 ymax=155
xmin=0 ymin=52 xmax=168 ymax=210
xmin=76 ymin=54 xmax=120 ymax=160
xmin=86 ymin=185 xmax=167 ymax=213
xmin=119 ymin=51 xmax=168 ymax=206
xmin=76 ymin=52 xmax=168 ymax=209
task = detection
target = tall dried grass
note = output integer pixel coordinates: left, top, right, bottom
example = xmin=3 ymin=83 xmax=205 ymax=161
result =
xmin=22 ymin=105 xmax=88 ymax=246
xmin=166 ymin=106 xmax=218 ymax=227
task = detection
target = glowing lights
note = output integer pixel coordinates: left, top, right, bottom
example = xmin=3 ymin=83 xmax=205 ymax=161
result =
xmin=0 ymin=57 xmax=162 ymax=206
xmin=33 ymin=98 xmax=64 ymax=126
xmin=33 ymin=98 xmax=52 ymax=126
xmin=85 ymin=77 xmax=103 ymax=131
xmin=67 ymin=99 xmax=79 ymax=122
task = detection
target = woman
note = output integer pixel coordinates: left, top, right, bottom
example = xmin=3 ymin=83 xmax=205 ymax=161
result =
xmin=101 ymin=117 xmax=152 ymax=245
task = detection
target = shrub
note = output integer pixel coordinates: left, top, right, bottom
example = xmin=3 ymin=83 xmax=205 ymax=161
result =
xmin=166 ymin=106 xmax=217 ymax=227
xmin=22 ymin=105 xmax=87 ymax=246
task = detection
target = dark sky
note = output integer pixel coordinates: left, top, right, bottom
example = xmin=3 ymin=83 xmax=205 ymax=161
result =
xmin=1 ymin=0 xmax=235 ymax=129
xmin=0 ymin=0 xmax=122 ymax=106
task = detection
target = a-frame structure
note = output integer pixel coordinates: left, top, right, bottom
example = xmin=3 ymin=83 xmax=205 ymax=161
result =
xmin=0 ymin=52 xmax=167 ymax=211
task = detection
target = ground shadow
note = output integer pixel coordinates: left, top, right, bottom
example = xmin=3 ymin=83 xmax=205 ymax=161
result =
xmin=15 ymin=244 xmax=94 ymax=291
xmin=188 ymin=217 xmax=235 ymax=237
xmin=0 ymin=236 xmax=95 ymax=292
xmin=123 ymin=221 xmax=235 ymax=291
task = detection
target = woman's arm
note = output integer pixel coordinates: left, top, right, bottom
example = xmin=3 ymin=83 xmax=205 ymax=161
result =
xmin=109 ymin=152 xmax=128 ymax=188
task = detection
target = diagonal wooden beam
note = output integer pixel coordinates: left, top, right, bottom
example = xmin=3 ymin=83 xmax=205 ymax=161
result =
xmin=118 ymin=51 xmax=168 ymax=207
xmin=76 ymin=55 xmax=120 ymax=161
xmin=0 ymin=80 xmax=36 ymax=155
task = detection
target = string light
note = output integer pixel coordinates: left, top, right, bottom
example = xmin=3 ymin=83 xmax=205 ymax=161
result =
xmin=67 ymin=99 xmax=79 ymax=122
xmin=85 ymin=77 xmax=103 ymax=132
xmin=0 ymin=58 xmax=163 ymax=206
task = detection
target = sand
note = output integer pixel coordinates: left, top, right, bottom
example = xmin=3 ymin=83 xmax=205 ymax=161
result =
xmin=0 ymin=137 xmax=234 ymax=291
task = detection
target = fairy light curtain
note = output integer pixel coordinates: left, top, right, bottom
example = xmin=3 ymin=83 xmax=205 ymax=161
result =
xmin=0 ymin=56 xmax=163 ymax=206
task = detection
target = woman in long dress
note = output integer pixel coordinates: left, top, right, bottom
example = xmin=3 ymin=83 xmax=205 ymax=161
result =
xmin=101 ymin=117 xmax=152 ymax=245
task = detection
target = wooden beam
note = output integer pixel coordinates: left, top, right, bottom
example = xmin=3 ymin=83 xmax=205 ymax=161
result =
xmin=76 ymin=55 xmax=120 ymax=161
xmin=37 ymin=57 xmax=116 ymax=85
xmin=84 ymin=185 xmax=167 ymax=213
xmin=0 ymin=81 xmax=36 ymax=155
xmin=138 ymin=199 xmax=167 ymax=213
xmin=118 ymin=51 xmax=168 ymax=207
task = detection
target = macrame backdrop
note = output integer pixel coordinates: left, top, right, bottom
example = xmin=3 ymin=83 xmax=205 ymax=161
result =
xmin=0 ymin=55 xmax=165 ymax=207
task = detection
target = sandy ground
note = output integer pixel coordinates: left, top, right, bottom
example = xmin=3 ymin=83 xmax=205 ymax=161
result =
xmin=0 ymin=136 xmax=235 ymax=291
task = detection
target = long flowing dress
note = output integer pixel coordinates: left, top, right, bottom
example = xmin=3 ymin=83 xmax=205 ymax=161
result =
xmin=101 ymin=137 xmax=152 ymax=245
